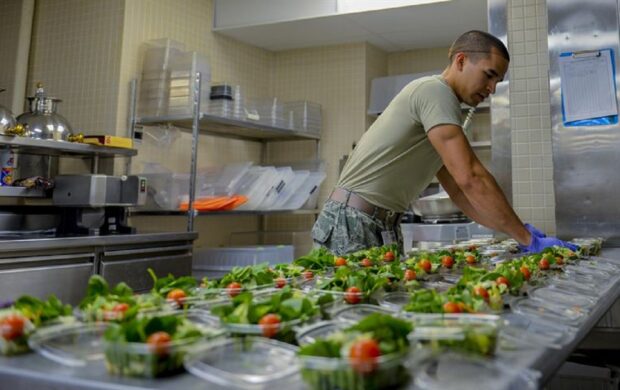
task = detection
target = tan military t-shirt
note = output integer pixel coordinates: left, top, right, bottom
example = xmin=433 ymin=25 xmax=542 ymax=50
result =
xmin=337 ymin=75 xmax=466 ymax=212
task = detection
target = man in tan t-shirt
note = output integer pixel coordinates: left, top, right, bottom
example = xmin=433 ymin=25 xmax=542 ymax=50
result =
xmin=312 ymin=30 xmax=576 ymax=256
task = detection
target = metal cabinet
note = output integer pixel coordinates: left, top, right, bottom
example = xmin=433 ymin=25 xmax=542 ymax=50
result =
xmin=0 ymin=252 xmax=95 ymax=305
xmin=99 ymin=244 xmax=193 ymax=292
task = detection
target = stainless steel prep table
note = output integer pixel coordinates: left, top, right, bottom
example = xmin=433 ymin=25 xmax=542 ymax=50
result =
xmin=0 ymin=247 xmax=618 ymax=389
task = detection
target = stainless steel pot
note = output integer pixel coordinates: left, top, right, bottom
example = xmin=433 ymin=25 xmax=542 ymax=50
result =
xmin=411 ymin=192 xmax=463 ymax=217
xmin=16 ymin=83 xmax=73 ymax=141
xmin=0 ymin=89 xmax=17 ymax=135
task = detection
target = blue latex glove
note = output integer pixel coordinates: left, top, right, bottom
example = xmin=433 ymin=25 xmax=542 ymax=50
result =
xmin=519 ymin=233 xmax=579 ymax=253
xmin=524 ymin=223 xmax=546 ymax=238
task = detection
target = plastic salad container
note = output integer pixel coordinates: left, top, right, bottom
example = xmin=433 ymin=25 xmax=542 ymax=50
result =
xmin=207 ymin=287 xmax=320 ymax=344
xmin=305 ymin=287 xmax=376 ymax=320
xmin=103 ymin=310 xmax=224 ymax=378
xmin=544 ymin=277 xmax=600 ymax=298
xmin=509 ymin=296 xmax=587 ymax=327
xmin=184 ymin=336 xmax=300 ymax=390
xmin=500 ymin=312 xmax=576 ymax=350
xmin=0 ymin=311 xmax=35 ymax=356
xmin=414 ymin=352 xmax=539 ymax=390
xmin=28 ymin=322 xmax=109 ymax=366
xmin=406 ymin=314 xmax=502 ymax=357
xmin=296 ymin=314 xmax=413 ymax=390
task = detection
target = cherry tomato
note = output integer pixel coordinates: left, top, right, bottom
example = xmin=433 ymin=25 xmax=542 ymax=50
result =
xmin=226 ymin=282 xmax=243 ymax=297
xmin=110 ymin=303 xmax=130 ymax=319
xmin=443 ymin=301 xmax=462 ymax=313
xmin=166 ymin=288 xmax=187 ymax=304
xmin=520 ymin=266 xmax=531 ymax=280
xmin=0 ymin=314 xmax=25 ymax=341
xmin=441 ymin=256 xmax=454 ymax=268
xmin=473 ymin=285 xmax=489 ymax=301
xmin=147 ymin=331 xmax=171 ymax=356
xmin=555 ymin=256 xmax=564 ymax=266
xmin=258 ymin=313 xmax=281 ymax=338
xmin=349 ymin=338 xmax=381 ymax=374
xmin=360 ymin=258 xmax=373 ymax=268
xmin=383 ymin=251 xmax=395 ymax=262
xmin=418 ymin=259 xmax=432 ymax=273
xmin=335 ymin=257 xmax=347 ymax=267
xmin=496 ymin=276 xmax=510 ymax=287
xmin=302 ymin=270 xmax=314 ymax=280
xmin=466 ymin=255 xmax=477 ymax=264
xmin=468 ymin=245 xmax=478 ymax=251
xmin=345 ymin=286 xmax=362 ymax=304
xmin=539 ymin=258 xmax=550 ymax=270
xmin=404 ymin=269 xmax=416 ymax=281
xmin=275 ymin=278 xmax=287 ymax=289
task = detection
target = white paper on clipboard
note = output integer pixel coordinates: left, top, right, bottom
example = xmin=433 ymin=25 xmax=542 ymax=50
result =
xmin=559 ymin=50 xmax=618 ymax=123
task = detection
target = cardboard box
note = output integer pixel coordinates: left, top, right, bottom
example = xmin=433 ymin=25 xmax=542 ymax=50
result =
xmin=83 ymin=135 xmax=133 ymax=149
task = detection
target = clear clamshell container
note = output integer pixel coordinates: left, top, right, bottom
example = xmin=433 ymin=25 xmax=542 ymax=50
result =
xmin=509 ymin=296 xmax=586 ymax=327
xmin=28 ymin=322 xmax=108 ymax=366
xmin=184 ymin=337 xmax=300 ymax=390
xmin=406 ymin=314 xmax=502 ymax=357
xmin=295 ymin=321 xmax=412 ymax=390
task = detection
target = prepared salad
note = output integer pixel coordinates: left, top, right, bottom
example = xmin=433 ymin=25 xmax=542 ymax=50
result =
xmin=297 ymin=313 xmax=413 ymax=390
xmin=209 ymin=286 xmax=319 ymax=344
xmin=103 ymin=312 xmax=221 ymax=377
xmin=0 ymin=295 xmax=72 ymax=356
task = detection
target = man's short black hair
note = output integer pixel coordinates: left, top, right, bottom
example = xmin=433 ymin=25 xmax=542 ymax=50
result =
xmin=448 ymin=30 xmax=510 ymax=63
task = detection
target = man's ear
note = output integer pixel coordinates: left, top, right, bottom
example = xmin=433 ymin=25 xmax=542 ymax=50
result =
xmin=454 ymin=52 xmax=466 ymax=70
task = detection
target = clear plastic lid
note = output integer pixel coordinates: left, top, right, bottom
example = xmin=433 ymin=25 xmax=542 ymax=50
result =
xmin=331 ymin=304 xmax=396 ymax=324
xmin=527 ymin=286 xmax=595 ymax=310
xmin=295 ymin=321 xmax=343 ymax=346
xmin=414 ymin=352 xmax=538 ymax=390
xmin=28 ymin=322 xmax=109 ymax=367
xmin=184 ymin=337 xmax=300 ymax=389
xmin=500 ymin=312 xmax=576 ymax=350
xmin=544 ymin=277 xmax=600 ymax=297
xmin=378 ymin=291 xmax=411 ymax=311
xmin=509 ymin=296 xmax=586 ymax=326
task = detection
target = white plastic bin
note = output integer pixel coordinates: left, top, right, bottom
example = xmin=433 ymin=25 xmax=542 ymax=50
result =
xmin=229 ymin=231 xmax=313 ymax=259
xmin=193 ymin=245 xmax=294 ymax=279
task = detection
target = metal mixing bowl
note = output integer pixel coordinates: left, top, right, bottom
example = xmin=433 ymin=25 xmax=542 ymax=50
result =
xmin=411 ymin=193 xmax=463 ymax=217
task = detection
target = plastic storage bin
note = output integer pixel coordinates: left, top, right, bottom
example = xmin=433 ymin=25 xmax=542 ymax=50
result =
xmin=284 ymin=101 xmax=322 ymax=134
xmin=229 ymin=230 xmax=313 ymax=259
xmin=140 ymin=172 xmax=205 ymax=210
xmin=193 ymin=245 xmax=294 ymax=279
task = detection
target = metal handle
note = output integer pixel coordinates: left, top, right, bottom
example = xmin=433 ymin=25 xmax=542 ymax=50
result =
xmin=102 ymin=244 xmax=193 ymax=257
xmin=0 ymin=253 xmax=95 ymax=266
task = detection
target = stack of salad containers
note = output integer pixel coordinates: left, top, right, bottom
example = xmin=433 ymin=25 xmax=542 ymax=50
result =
xmin=0 ymin=236 xmax=613 ymax=389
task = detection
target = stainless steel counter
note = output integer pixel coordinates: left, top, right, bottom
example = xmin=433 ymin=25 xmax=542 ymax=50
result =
xmin=0 ymin=231 xmax=198 ymax=254
xmin=0 ymin=247 xmax=618 ymax=389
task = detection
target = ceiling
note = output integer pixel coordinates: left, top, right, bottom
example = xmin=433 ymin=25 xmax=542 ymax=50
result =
xmin=213 ymin=0 xmax=488 ymax=52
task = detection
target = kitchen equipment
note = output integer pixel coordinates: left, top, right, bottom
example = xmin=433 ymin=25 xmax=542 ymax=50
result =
xmin=0 ymin=89 xmax=17 ymax=135
xmin=412 ymin=191 xmax=463 ymax=219
xmin=16 ymin=83 xmax=74 ymax=141
xmin=53 ymin=175 xmax=147 ymax=235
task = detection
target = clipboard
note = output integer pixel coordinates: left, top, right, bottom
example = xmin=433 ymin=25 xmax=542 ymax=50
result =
xmin=559 ymin=48 xmax=618 ymax=126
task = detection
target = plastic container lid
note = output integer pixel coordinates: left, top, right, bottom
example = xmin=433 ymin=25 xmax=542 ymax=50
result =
xmin=414 ymin=352 xmax=537 ymax=390
xmin=378 ymin=291 xmax=411 ymax=311
xmin=509 ymin=296 xmax=586 ymax=327
xmin=544 ymin=277 xmax=600 ymax=297
xmin=331 ymin=304 xmax=396 ymax=324
xmin=500 ymin=312 xmax=576 ymax=350
xmin=295 ymin=321 xmax=343 ymax=346
xmin=28 ymin=322 xmax=109 ymax=367
xmin=184 ymin=337 xmax=300 ymax=389
xmin=527 ymin=286 xmax=596 ymax=310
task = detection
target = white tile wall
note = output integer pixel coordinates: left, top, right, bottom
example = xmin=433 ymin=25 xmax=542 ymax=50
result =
xmin=508 ymin=0 xmax=556 ymax=234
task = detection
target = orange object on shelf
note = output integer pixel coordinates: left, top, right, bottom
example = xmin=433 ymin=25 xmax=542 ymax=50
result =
xmin=179 ymin=195 xmax=248 ymax=211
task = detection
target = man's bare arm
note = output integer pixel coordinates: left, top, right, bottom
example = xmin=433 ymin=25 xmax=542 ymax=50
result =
xmin=427 ymin=124 xmax=530 ymax=245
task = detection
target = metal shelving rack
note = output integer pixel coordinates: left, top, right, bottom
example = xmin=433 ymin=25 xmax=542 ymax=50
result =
xmin=131 ymin=73 xmax=321 ymax=232
xmin=0 ymin=135 xmax=138 ymax=199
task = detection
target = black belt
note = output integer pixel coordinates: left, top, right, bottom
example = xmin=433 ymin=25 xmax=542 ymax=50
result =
xmin=329 ymin=188 xmax=402 ymax=224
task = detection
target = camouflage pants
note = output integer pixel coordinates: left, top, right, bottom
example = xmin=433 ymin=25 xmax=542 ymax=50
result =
xmin=312 ymin=199 xmax=403 ymax=256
